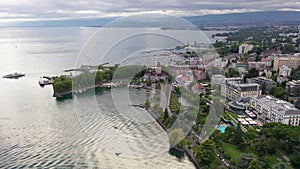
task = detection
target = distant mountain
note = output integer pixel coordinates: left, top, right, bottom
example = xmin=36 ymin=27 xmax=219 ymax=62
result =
xmin=185 ymin=11 xmax=300 ymax=26
xmin=4 ymin=11 xmax=300 ymax=27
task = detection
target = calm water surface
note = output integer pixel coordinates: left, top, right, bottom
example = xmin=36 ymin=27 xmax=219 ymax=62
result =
xmin=0 ymin=27 xmax=220 ymax=168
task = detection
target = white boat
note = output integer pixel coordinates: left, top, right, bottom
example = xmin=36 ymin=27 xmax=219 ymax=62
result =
xmin=39 ymin=77 xmax=53 ymax=86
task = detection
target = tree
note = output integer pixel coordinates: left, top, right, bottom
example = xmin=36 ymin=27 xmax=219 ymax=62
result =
xmin=234 ymin=123 xmax=243 ymax=145
xmin=244 ymin=68 xmax=259 ymax=81
xmin=145 ymin=98 xmax=150 ymax=108
xmin=155 ymin=81 xmax=161 ymax=89
xmin=244 ymin=128 xmax=258 ymax=141
xmin=269 ymin=86 xmax=276 ymax=96
xmin=146 ymin=76 xmax=152 ymax=86
xmin=168 ymin=128 xmax=186 ymax=148
xmin=295 ymin=98 xmax=300 ymax=109
xmin=194 ymin=139 xmax=216 ymax=165
xmin=228 ymin=68 xmax=239 ymax=77
xmin=269 ymin=86 xmax=288 ymax=99
xmin=290 ymin=154 xmax=300 ymax=168
xmin=163 ymin=108 xmax=169 ymax=121
xmin=283 ymin=43 xmax=295 ymax=54
xmin=273 ymin=162 xmax=293 ymax=169
xmin=223 ymin=126 xmax=235 ymax=142
xmin=261 ymin=82 xmax=267 ymax=95
xmin=236 ymin=153 xmax=257 ymax=169
xmin=274 ymin=87 xmax=288 ymax=99
xmin=248 ymin=158 xmax=266 ymax=169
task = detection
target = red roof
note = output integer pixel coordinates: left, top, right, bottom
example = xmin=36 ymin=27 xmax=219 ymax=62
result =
xmin=261 ymin=57 xmax=271 ymax=62
xmin=192 ymin=83 xmax=204 ymax=90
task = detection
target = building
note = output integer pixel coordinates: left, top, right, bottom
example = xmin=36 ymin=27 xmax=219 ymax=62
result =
xmin=273 ymin=55 xmax=300 ymax=71
xmin=193 ymin=69 xmax=206 ymax=81
xmin=191 ymin=83 xmax=205 ymax=94
xmin=279 ymin=65 xmax=292 ymax=77
xmin=248 ymin=62 xmax=266 ymax=71
xmin=246 ymin=77 xmax=276 ymax=94
xmin=286 ymin=80 xmax=300 ymax=97
xmin=261 ymin=57 xmax=272 ymax=67
xmin=176 ymin=75 xmax=192 ymax=86
xmin=144 ymin=62 xmax=166 ymax=82
xmin=211 ymin=74 xmax=226 ymax=85
xmin=222 ymin=77 xmax=261 ymax=101
xmin=250 ymin=95 xmax=300 ymax=126
xmin=239 ymin=44 xmax=254 ymax=54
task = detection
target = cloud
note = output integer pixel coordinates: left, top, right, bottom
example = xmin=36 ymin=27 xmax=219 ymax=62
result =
xmin=0 ymin=0 xmax=300 ymax=24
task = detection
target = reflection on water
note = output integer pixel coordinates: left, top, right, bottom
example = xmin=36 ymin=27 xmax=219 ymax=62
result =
xmin=0 ymin=27 xmax=197 ymax=168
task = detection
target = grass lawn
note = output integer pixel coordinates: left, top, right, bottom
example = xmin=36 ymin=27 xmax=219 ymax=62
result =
xmin=222 ymin=142 xmax=241 ymax=161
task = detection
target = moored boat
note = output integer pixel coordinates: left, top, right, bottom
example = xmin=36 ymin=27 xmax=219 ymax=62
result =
xmin=3 ymin=72 xmax=25 ymax=79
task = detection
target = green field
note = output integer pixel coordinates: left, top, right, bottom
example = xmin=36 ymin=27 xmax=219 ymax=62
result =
xmin=222 ymin=142 xmax=241 ymax=161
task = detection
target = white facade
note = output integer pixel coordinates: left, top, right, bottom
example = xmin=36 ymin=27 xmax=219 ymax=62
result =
xmin=251 ymin=95 xmax=300 ymax=126
xmin=239 ymin=44 xmax=254 ymax=54
xmin=279 ymin=65 xmax=292 ymax=77
xmin=222 ymin=77 xmax=261 ymax=101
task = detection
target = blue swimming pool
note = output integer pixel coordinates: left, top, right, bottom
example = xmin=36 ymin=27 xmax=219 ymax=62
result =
xmin=217 ymin=125 xmax=227 ymax=133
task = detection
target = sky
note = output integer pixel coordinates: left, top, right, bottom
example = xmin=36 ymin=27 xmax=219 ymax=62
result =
xmin=1 ymin=0 xmax=300 ymax=24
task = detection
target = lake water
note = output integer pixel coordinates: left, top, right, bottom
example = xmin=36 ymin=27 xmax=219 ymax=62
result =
xmin=0 ymin=27 xmax=221 ymax=168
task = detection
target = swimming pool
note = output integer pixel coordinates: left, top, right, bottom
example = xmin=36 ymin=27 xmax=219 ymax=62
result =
xmin=217 ymin=125 xmax=227 ymax=133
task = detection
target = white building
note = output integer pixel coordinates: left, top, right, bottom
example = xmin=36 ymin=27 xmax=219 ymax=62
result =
xmin=222 ymin=77 xmax=261 ymax=101
xmin=250 ymin=95 xmax=300 ymax=126
xmin=239 ymin=44 xmax=254 ymax=55
xmin=279 ymin=65 xmax=292 ymax=77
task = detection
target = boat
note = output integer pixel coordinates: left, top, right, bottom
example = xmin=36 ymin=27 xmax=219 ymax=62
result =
xmin=39 ymin=77 xmax=53 ymax=86
xmin=115 ymin=152 xmax=122 ymax=156
xmin=3 ymin=72 xmax=25 ymax=79
xmin=39 ymin=78 xmax=53 ymax=86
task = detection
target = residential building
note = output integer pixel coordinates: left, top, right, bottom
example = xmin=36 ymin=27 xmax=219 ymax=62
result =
xmin=193 ymin=69 xmax=206 ymax=81
xmin=273 ymin=55 xmax=300 ymax=71
xmin=222 ymin=77 xmax=261 ymax=101
xmin=250 ymin=95 xmax=300 ymax=126
xmin=212 ymin=74 xmax=226 ymax=85
xmin=261 ymin=57 xmax=272 ymax=67
xmin=144 ymin=62 xmax=166 ymax=82
xmin=191 ymin=83 xmax=205 ymax=94
xmin=248 ymin=62 xmax=266 ymax=71
xmin=279 ymin=65 xmax=292 ymax=77
xmin=239 ymin=44 xmax=254 ymax=54
xmin=246 ymin=77 xmax=276 ymax=94
xmin=286 ymin=80 xmax=300 ymax=97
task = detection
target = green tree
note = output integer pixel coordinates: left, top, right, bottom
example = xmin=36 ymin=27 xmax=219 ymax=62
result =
xmin=248 ymin=158 xmax=266 ymax=169
xmin=155 ymin=81 xmax=161 ymax=89
xmin=146 ymin=76 xmax=152 ymax=86
xmin=194 ymin=139 xmax=216 ymax=165
xmin=244 ymin=128 xmax=258 ymax=141
xmin=234 ymin=123 xmax=244 ymax=145
xmin=145 ymin=98 xmax=150 ymax=108
xmin=163 ymin=108 xmax=169 ymax=121
xmin=228 ymin=68 xmax=239 ymax=77
xmin=290 ymin=154 xmax=300 ymax=168
xmin=283 ymin=43 xmax=295 ymax=54
xmin=223 ymin=126 xmax=235 ymax=142
xmin=236 ymin=153 xmax=257 ymax=169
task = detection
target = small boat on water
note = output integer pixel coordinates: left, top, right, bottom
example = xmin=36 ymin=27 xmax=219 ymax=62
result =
xmin=39 ymin=77 xmax=53 ymax=86
xmin=3 ymin=72 xmax=25 ymax=79
xmin=115 ymin=152 xmax=122 ymax=156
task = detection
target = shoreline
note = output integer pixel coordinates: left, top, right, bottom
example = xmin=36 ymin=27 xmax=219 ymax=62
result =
xmin=145 ymin=107 xmax=202 ymax=169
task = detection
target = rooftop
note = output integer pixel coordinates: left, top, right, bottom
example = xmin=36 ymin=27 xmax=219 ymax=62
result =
xmin=254 ymin=95 xmax=300 ymax=116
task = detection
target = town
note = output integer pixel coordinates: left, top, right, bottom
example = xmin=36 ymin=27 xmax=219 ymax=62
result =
xmin=49 ymin=25 xmax=300 ymax=169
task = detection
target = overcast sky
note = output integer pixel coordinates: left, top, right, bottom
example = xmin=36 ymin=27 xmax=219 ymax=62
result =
xmin=0 ymin=0 xmax=300 ymax=24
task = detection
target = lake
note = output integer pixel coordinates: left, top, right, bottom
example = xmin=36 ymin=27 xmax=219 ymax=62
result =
xmin=0 ymin=27 xmax=222 ymax=168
